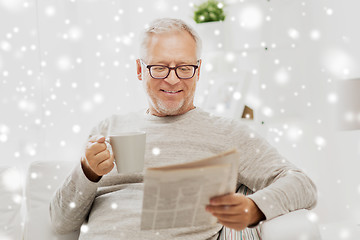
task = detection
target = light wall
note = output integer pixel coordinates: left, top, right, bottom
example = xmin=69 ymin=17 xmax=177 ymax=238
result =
xmin=1 ymin=0 xmax=359 ymax=239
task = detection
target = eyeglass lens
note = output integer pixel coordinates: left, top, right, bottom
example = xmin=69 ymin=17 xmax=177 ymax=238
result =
xmin=150 ymin=65 xmax=195 ymax=79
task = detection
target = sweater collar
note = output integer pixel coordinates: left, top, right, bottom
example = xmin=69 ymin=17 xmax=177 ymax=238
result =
xmin=143 ymin=107 xmax=199 ymax=122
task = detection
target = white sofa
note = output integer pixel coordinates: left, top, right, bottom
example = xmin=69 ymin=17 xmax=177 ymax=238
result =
xmin=0 ymin=166 xmax=23 ymax=240
xmin=0 ymin=161 xmax=321 ymax=240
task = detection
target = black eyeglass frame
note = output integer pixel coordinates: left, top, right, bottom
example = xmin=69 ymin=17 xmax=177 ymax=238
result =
xmin=140 ymin=59 xmax=200 ymax=80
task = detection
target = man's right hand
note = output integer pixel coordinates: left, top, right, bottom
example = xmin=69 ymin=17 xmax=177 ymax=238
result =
xmin=81 ymin=135 xmax=115 ymax=182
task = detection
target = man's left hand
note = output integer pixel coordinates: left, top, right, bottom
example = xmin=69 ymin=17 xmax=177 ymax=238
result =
xmin=205 ymin=193 xmax=265 ymax=231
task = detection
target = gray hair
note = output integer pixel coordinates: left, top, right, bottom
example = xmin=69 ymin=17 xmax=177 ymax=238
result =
xmin=139 ymin=18 xmax=202 ymax=60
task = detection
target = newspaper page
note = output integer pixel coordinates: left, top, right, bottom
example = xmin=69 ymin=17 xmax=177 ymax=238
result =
xmin=140 ymin=149 xmax=240 ymax=230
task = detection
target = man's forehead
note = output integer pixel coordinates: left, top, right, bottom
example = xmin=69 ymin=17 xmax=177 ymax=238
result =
xmin=143 ymin=30 xmax=198 ymax=64
xmin=148 ymin=29 xmax=193 ymax=39
xmin=146 ymin=30 xmax=196 ymax=47
xmin=147 ymin=58 xmax=197 ymax=64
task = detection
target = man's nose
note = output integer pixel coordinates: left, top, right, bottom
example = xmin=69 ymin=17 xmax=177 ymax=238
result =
xmin=164 ymin=69 xmax=180 ymax=85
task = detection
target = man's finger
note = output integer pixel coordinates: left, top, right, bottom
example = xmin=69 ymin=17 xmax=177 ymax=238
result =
xmin=87 ymin=142 xmax=107 ymax=156
xmin=88 ymin=135 xmax=105 ymax=143
xmin=94 ymin=150 xmax=111 ymax=162
xmin=209 ymin=193 xmax=246 ymax=206
xmin=97 ymin=158 xmax=115 ymax=175
xmin=206 ymin=204 xmax=246 ymax=215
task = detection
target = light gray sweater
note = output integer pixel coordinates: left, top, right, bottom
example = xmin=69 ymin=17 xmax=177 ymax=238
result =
xmin=50 ymin=108 xmax=317 ymax=240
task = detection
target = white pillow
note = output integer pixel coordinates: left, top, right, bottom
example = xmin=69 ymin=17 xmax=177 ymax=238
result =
xmin=24 ymin=161 xmax=80 ymax=240
xmin=0 ymin=166 xmax=23 ymax=240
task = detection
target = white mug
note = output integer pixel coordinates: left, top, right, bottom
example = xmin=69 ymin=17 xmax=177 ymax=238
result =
xmin=107 ymin=132 xmax=146 ymax=174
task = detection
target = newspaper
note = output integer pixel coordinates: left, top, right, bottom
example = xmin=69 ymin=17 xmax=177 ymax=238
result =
xmin=140 ymin=149 xmax=240 ymax=230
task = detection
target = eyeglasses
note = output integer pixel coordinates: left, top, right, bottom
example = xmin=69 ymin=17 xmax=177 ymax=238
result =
xmin=140 ymin=59 xmax=200 ymax=79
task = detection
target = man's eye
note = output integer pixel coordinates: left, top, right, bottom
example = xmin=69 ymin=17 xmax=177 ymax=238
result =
xmin=179 ymin=66 xmax=192 ymax=71
xmin=152 ymin=66 xmax=166 ymax=71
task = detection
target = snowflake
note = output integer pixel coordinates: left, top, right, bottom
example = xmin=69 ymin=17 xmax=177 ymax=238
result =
xmin=93 ymin=93 xmax=104 ymax=103
xmin=262 ymin=107 xmax=273 ymax=117
xmin=323 ymin=49 xmax=354 ymax=78
xmin=81 ymin=224 xmax=89 ymax=233
xmin=0 ymin=124 xmax=9 ymax=143
xmin=326 ymin=8 xmax=333 ymax=16
xmin=72 ymin=125 xmax=81 ymax=133
xmin=288 ymin=28 xmax=300 ymax=39
xmin=30 ymin=172 xmax=38 ymax=179
xmin=44 ymin=6 xmax=56 ymax=17
xmin=1 ymin=41 xmax=12 ymax=51
xmin=25 ymin=143 xmax=37 ymax=156
xmin=225 ymin=52 xmax=235 ymax=62
xmin=327 ymin=93 xmax=338 ymax=104
xmin=314 ymin=136 xmax=326 ymax=148
xmin=13 ymin=194 xmax=22 ymax=204
xmin=57 ymin=56 xmax=73 ymax=71
xmin=275 ymin=68 xmax=289 ymax=85
xmin=68 ymin=26 xmax=83 ymax=41
xmin=239 ymin=6 xmax=263 ymax=29
xmin=310 ymin=29 xmax=321 ymax=40
xmin=2 ymin=168 xmax=22 ymax=191
xmin=232 ymin=92 xmax=241 ymax=100
xmin=152 ymin=147 xmax=160 ymax=156
xmin=216 ymin=104 xmax=225 ymax=113
xmin=339 ymin=228 xmax=350 ymax=239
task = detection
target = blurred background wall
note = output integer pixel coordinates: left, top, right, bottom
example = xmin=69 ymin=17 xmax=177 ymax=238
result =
xmin=1 ymin=0 xmax=360 ymax=239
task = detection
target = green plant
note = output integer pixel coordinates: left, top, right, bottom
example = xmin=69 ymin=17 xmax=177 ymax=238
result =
xmin=193 ymin=0 xmax=226 ymax=23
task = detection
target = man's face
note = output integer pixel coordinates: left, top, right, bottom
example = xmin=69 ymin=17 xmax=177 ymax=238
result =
xmin=136 ymin=30 xmax=201 ymax=117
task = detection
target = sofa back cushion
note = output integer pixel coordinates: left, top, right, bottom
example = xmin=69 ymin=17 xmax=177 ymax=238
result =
xmin=0 ymin=166 xmax=23 ymax=240
xmin=24 ymin=161 xmax=80 ymax=240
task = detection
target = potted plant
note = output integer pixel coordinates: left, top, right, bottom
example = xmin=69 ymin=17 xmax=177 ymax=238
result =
xmin=193 ymin=0 xmax=227 ymax=51
xmin=193 ymin=0 xmax=226 ymax=23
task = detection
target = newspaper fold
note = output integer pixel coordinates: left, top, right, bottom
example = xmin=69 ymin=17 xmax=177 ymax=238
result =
xmin=141 ymin=148 xmax=240 ymax=230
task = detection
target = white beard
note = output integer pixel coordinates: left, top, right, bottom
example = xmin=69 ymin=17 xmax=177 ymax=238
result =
xmin=143 ymin=77 xmax=196 ymax=116
xmin=145 ymin=88 xmax=186 ymax=116
xmin=155 ymin=97 xmax=185 ymax=116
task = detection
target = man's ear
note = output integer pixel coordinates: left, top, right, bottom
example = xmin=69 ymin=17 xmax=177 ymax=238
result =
xmin=196 ymin=59 xmax=202 ymax=81
xmin=136 ymin=59 xmax=142 ymax=81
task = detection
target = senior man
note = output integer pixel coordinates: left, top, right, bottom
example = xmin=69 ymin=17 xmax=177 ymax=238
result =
xmin=50 ymin=18 xmax=317 ymax=240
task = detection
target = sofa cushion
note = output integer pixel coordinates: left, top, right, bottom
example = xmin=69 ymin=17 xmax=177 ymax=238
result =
xmin=24 ymin=161 xmax=80 ymax=240
xmin=0 ymin=166 xmax=23 ymax=240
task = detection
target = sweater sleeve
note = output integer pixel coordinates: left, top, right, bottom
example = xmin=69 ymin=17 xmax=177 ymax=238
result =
xmin=49 ymin=163 xmax=99 ymax=234
xmin=233 ymin=123 xmax=318 ymax=221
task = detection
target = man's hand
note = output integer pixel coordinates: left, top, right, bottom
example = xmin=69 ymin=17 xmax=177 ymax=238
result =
xmin=206 ymin=193 xmax=265 ymax=231
xmin=81 ymin=135 xmax=115 ymax=182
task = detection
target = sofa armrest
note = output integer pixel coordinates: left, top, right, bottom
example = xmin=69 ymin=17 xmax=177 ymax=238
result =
xmin=261 ymin=209 xmax=322 ymax=240
xmin=0 ymin=166 xmax=23 ymax=240
xmin=24 ymin=161 xmax=80 ymax=240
